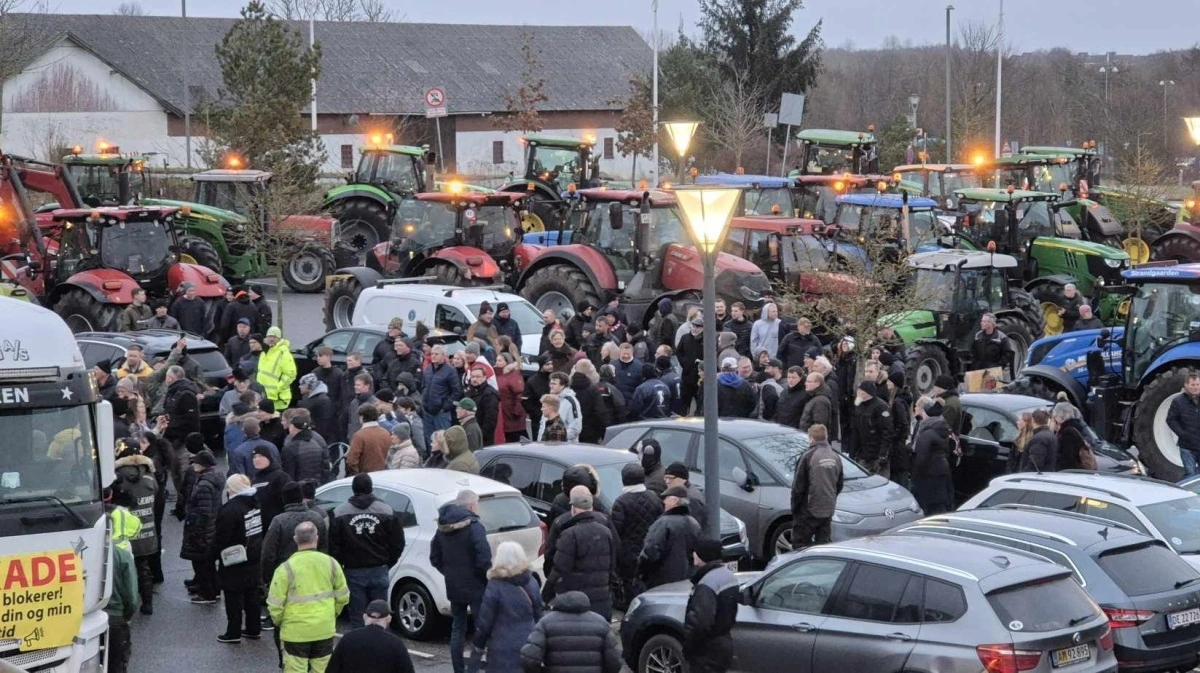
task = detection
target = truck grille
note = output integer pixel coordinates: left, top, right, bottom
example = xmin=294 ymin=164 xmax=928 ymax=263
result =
xmin=0 ymin=641 xmax=69 ymax=670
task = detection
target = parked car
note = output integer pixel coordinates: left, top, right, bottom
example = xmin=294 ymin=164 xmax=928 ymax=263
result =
xmin=890 ymin=506 xmax=1200 ymax=673
xmin=960 ymin=471 xmax=1200 ymax=572
xmin=954 ymin=393 xmax=1144 ymax=501
xmin=603 ymin=418 xmax=922 ymax=560
xmin=620 ymin=533 xmax=1116 ymax=673
xmin=475 ymin=442 xmax=750 ymax=565
xmin=314 ymin=469 xmax=544 ymax=640
xmin=76 ymin=329 xmax=231 ymax=448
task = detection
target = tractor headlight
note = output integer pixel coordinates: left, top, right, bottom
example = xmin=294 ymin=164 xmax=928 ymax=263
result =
xmin=1104 ymin=258 xmax=1123 ymax=268
xmin=1095 ymin=276 xmax=1105 ymax=287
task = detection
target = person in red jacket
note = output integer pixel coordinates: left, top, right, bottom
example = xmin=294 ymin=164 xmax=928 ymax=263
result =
xmin=495 ymin=352 xmax=527 ymax=443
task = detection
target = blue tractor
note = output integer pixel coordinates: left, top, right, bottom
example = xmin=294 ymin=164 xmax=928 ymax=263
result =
xmin=1010 ymin=263 xmax=1200 ymax=480
xmin=826 ymin=193 xmax=944 ymax=270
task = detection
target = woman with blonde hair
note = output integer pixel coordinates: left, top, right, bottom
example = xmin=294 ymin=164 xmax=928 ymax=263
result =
xmin=424 ymin=430 xmax=449 ymax=469
xmin=571 ymin=359 xmax=601 ymax=385
xmin=545 ymin=328 xmax=577 ymax=373
xmin=472 ymin=541 xmax=542 ymax=673
xmin=1007 ymin=411 xmax=1035 ymax=473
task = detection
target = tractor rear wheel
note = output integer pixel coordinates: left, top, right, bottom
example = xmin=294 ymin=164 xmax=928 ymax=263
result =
xmin=905 ymin=343 xmax=952 ymax=398
xmin=524 ymin=199 xmax=559 ymax=234
xmin=1151 ymin=234 xmax=1200 ymax=265
xmin=1029 ymin=281 xmax=1072 ymax=336
xmin=178 ymin=235 xmax=223 ymax=275
xmin=1004 ymin=376 xmax=1064 ymax=403
xmin=521 ymin=264 xmax=603 ymax=322
xmin=323 ymin=276 xmax=363 ymax=331
xmin=283 ymin=245 xmax=336 ymax=294
xmin=1009 ymin=287 xmax=1046 ymax=339
xmin=335 ymin=200 xmax=389 ymax=263
xmin=1132 ymin=367 xmax=1190 ymax=481
xmin=198 ymin=297 xmax=224 ymax=341
xmin=994 ymin=315 xmax=1034 ymax=377
xmin=54 ymin=288 xmax=119 ymax=333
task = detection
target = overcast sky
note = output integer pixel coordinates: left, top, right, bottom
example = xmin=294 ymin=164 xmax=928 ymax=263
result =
xmin=38 ymin=0 xmax=1199 ymax=55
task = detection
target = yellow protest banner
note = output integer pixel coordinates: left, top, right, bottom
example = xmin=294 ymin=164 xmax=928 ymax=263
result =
xmin=0 ymin=550 xmax=85 ymax=651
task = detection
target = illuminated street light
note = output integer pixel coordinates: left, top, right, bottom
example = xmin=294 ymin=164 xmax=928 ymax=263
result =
xmin=662 ymin=121 xmax=700 ymax=183
xmin=1185 ymin=117 xmax=1200 ymax=146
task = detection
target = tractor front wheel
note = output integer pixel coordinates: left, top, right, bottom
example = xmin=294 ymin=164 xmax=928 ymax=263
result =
xmin=905 ymin=343 xmax=952 ymax=398
xmin=283 ymin=245 xmax=336 ymax=294
xmin=520 ymin=264 xmax=603 ymax=323
xmin=54 ymin=288 xmax=119 ymax=333
xmin=1132 ymin=367 xmax=1190 ymax=481
xmin=1029 ymin=282 xmax=1072 ymax=336
xmin=324 ymin=276 xmax=363 ymax=331
xmin=335 ymin=200 xmax=389 ymax=263
xmin=1009 ymin=287 xmax=1046 ymax=339
xmin=177 ymin=235 xmax=223 ymax=275
xmin=1151 ymin=234 xmax=1200 ymax=265
xmin=994 ymin=315 xmax=1034 ymax=378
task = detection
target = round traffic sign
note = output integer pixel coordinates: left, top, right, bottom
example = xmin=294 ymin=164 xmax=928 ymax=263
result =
xmin=425 ymin=87 xmax=445 ymax=107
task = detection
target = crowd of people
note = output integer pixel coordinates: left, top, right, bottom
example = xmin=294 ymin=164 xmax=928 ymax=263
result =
xmin=94 ymin=283 xmax=1113 ymax=673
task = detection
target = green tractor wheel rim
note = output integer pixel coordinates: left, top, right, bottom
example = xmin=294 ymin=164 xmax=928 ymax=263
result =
xmin=1041 ymin=302 xmax=1064 ymax=335
xmin=178 ymin=253 xmax=198 ymax=265
xmin=522 ymin=211 xmax=546 ymax=233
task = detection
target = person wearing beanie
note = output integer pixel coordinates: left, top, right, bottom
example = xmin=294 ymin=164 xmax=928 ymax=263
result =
xmin=636 ymin=438 xmax=667 ymax=495
xmin=852 ymin=379 xmax=893 ymax=474
xmin=330 ymin=473 xmax=406 ymax=626
xmin=218 ymin=286 xmax=259 ymax=346
xmin=611 ymin=462 xmax=663 ymax=607
xmin=683 ymin=537 xmax=739 ymax=673
xmin=492 ymin=301 xmax=522 ymax=350
xmin=239 ymin=333 xmax=265 ymax=378
xmin=181 ymin=449 xmax=223 ymax=603
xmin=245 ymin=284 xmax=273 ymax=335
xmin=297 ymin=371 xmax=337 ymax=445
xmin=886 ymin=370 xmax=914 ymax=487
xmin=281 ymin=410 xmax=329 ymax=484
xmin=629 ymin=362 xmax=671 ymax=421
xmin=931 ymin=374 xmax=963 ymax=436
xmin=649 ymin=297 xmax=679 ymax=353
xmin=212 ymin=474 xmax=264 ymax=643
xmin=663 ymin=462 xmax=708 ymax=534
xmin=466 ymin=301 xmax=500 ymax=355
xmin=257 ymin=326 xmax=296 ymax=411
xmin=565 ymin=302 xmax=595 ymax=350
xmin=251 ymin=445 xmax=294 ymax=531
xmin=798 ymin=370 xmax=833 ymax=433
xmin=261 ymin=482 xmax=328 ymax=592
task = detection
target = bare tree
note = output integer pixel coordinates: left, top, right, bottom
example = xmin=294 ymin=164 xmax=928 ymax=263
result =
xmin=703 ymin=72 xmax=766 ymax=169
xmin=266 ymin=0 xmax=393 ymax=21
xmin=113 ymin=2 xmax=145 ymax=15
xmin=492 ymin=33 xmax=548 ymax=134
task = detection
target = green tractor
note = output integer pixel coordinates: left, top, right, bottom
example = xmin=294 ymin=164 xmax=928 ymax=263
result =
xmin=497 ymin=135 xmax=600 ymax=232
xmin=886 ymin=250 xmax=1039 ymax=396
xmin=323 ymin=141 xmax=436 ymax=260
xmin=792 ymin=128 xmax=879 ymax=176
xmin=59 ymin=146 xmax=156 ymax=207
xmin=990 ymin=153 xmax=1127 ymax=249
xmin=952 ymin=187 xmax=1132 ymax=334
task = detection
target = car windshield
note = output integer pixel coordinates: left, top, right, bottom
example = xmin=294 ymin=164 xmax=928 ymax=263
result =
xmin=1140 ymin=496 xmax=1200 ymax=555
xmin=1126 ymin=282 xmax=1200 ymax=383
xmin=101 ymin=219 xmax=174 ymax=275
xmin=467 ymin=301 xmax=543 ymax=335
xmin=0 ymin=405 xmax=100 ymax=510
xmin=748 ymin=431 xmax=869 ymax=485
xmin=529 ymin=146 xmax=583 ymax=192
xmin=745 ymin=188 xmax=794 ymax=216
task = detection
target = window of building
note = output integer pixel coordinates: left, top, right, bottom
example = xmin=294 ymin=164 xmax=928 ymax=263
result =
xmin=340 ymin=144 xmax=354 ymax=169
xmin=604 ymin=137 xmax=615 ymax=160
xmin=492 ymin=141 xmax=505 ymax=164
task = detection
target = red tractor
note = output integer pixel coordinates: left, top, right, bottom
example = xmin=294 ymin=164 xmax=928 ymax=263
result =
xmin=1150 ymin=180 xmax=1200 ymax=264
xmin=722 ymin=215 xmax=864 ymax=299
xmin=515 ymin=188 xmax=771 ymax=327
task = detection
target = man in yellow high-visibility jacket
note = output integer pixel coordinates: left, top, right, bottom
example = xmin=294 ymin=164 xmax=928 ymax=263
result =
xmin=268 ymin=521 xmax=349 ymax=673
xmin=258 ymin=326 xmax=297 ymax=410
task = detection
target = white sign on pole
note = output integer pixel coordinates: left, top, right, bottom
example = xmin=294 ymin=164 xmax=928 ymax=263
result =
xmin=778 ymin=93 xmax=806 ymax=127
xmin=763 ymin=113 xmax=778 ymax=128
xmin=425 ymin=87 xmax=447 ymax=118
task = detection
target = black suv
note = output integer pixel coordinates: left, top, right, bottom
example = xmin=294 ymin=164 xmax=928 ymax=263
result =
xmin=76 ymin=330 xmax=233 ymax=448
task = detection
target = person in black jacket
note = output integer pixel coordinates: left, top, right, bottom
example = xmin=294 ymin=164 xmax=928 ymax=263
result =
xmin=384 ymin=338 xmax=422 ymax=393
xmin=224 ymin=318 xmax=253 ymax=367
xmin=610 ymin=463 xmax=663 ymax=608
xmin=219 ymin=289 xmax=258 ymax=342
xmin=214 ymin=474 xmax=264 ymax=643
xmin=327 ymin=600 xmax=415 ymax=673
xmin=639 ymin=486 xmax=701 ymax=589
xmin=180 ymin=450 xmax=223 ymax=603
xmin=543 ymin=487 xmax=616 ymax=620
xmin=297 ymin=373 xmax=337 ymax=446
xmin=249 ymin=284 xmax=273 ymax=335
xmin=676 ymin=318 xmax=705 ymax=415
xmin=713 ymin=358 xmax=757 ymax=418
xmin=684 ymin=538 xmax=740 ymax=673
xmin=1167 ymin=372 xmax=1200 ymax=476
xmin=725 ymin=302 xmax=753 ymax=357
xmin=431 ymin=493 xmax=492 ymax=673
xmin=251 ymin=447 xmax=293 ymax=530
xmin=971 ymin=313 xmax=1015 ymax=374
xmin=281 ymin=413 xmax=329 ymax=484
xmin=169 ymin=283 xmax=207 ymax=336
xmin=162 ymin=365 xmax=201 ymax=518
xmin=774 ymin=367 xmax=809 ymax=429
xmin=330 ymin=474 xmax=406 ymax=626
xmin=1019 ymin=408 xmax=1059 ymax=473
xmin=569 ymin=370 xmax=609 ymax=444
xmin=372 ymin=319 xmax=406 ymax=383
xmin=112 ymin=440 xmax=158 ymax=614
xmin=524 ymin=355 xmax=554 ymax=434
xmin=886 ymin=371 xmax=913 ymax=487
xmin=520 ymin=591 xmax=622 ymax=673
xmin=597 ymin=365 xmax=629 ymax=426
xmin=465 ymin=366 xmax=501 ymax=447
xmin=852 ymin=381 xmax=893 ymax=473
xmin=565 ymin=302 xmax=596 ymax=350
xmin=777 ymin=318 xmax=822 ymax=370
xmin=911 ymin=399 xmax=954 ymax=514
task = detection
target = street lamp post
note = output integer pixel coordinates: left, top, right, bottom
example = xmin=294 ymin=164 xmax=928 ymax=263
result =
xmin=1160 ymin=80 xmax=1176 ymax=150
xmin=945 ymin=4 xmax=954 ymax=162
xmin=673 ymin=185 xmax=741 ymax=539
xmin=909 ymin=94 xmax=920 ymax=161
xmin=663 ymin=121 xmax=699 ymax=184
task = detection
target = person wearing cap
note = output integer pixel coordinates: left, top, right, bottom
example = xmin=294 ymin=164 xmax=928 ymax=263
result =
xmin=257 ymin=326 xmax=297 ymax=410
xmin=112 ymin=439 xmax=158 ymax=614
xmin=224 ymin=317 xmax=254 ymax=366
xmin=852 ymin=380 xmax=893 ymax=473
xmin=886 ymin=370 xmax=913 ymax=486
xmin=282 ymin=410 xmax=329 ymax=483
xmin=639 ymin=484 xmax=702 ymax=589
xmin=447 ymin=397 xmax=480 ymax=452
xmin=932 ymin=374 xmax=963 ymax=436
xmin=219 ymin=367 xmax=255 ymax=418
xmin=911 ymin=397 xmax=955 ymax=514
xmin=326 ymin=598 xmax=415 ymax=673
xmin=465 ymin=365 xmax=501 ymax=447
xmin=267 ymin=521 xmax=348 ymax=673
xmin=181 ymin=449 xmax=224 ymax=604
xmin=611 ymin=462 xmax=663 ymax=606
xmin=371 ymin=317 xmax=408 ymax=380
xmin=213 ymin=474 xmax=265 ymax=643
xmin=431 ymin=490 xmax=492 ymax=673
xmin=244 ymin=284 xmax=272 ymax=335
xmin=331 ymin=474 xmax=406 ymax=626
xmin=662 ymin=462 xmax=708 ymax=532
xmin=542 ymin=486 xmax=616 ymax=619
xmin=168 ymin=281 xmax=207 ymax=336
xmin=676 ymin=314 xmax=706 ymax=414
xmin=755 ymin=358 xmax=782 ymax=421
xmin=790 ymin=423 xmax=844 ymax=549
xmin=683 ymin=537 xmax=739 ymax=673
xmin=297 ymin=372 xmax=336 ymax=447
xmin=750 ymin=302 xmax=782 ymax=359
xmin=348 ymin=403 xmax=393 ymax=475
xmin=239 ymin=333 xmax=264 ymax=378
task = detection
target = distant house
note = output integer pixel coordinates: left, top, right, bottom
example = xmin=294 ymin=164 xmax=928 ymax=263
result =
xmin=0 ymin=14 xmax=652 ymax=178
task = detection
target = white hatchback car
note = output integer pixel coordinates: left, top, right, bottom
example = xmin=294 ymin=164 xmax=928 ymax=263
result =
xmin=315 ymin=469 xmax=545 ymax=639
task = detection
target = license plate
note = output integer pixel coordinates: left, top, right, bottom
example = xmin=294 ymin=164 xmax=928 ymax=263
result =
xmin=724 ymin=561 xmax=740 ymax=572
xmin=1051 ymin=644 xmax=1090 ymax=668
xmin=1169 ymin=607 xmax=1200 ymax=630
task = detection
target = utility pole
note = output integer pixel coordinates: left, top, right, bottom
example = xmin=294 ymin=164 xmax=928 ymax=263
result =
xmin=945 ymin=4 xmax=953 ymax=162
xmin=993 ymin=0 xmax=1003 ymax=159
xmin=651 ymin=0 xmax=659 ymax=185
xmin=1161 ymin=80 xmax=1176 ymax=151
xmin=310 ymin=18 xmax=317 ymax=132
xmin=182 ymin=0 xmax=190 ymax=168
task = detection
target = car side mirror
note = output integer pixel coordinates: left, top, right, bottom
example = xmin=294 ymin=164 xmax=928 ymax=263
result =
xmin=609 ymin=202 xmax=624 ymax=230
xmin=738 ymin=584 xmax=755 ymax=606
xmin=732 ymin=466 xmax=752 ymax=491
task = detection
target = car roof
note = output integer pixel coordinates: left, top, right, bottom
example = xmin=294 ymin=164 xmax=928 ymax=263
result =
xmin=959 ymin=393 xmax=1052 ymax=412
xmin=809 ymin=534 xmax=1064 ymax=585
xmin=476 ymin=442 xmax=636 ymax=466
xmin=836 ymin=193 xmax=938 ymax=209
xmin=908 ymin=507 xmax=1152 ymax=552
xmin=984 ymin=472 xmax=1193 ymax=506
xmin=611 ymin=417 xmax=793 ymax=441
xmin=323 ymin=468 xmax=520 ymax=498
xmin=361 ymin=283 xmax=529 ymax=305
xmin=75 ymin=329 xmax=219 ymax=352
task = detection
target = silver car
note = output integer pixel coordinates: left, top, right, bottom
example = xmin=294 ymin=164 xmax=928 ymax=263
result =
xmin=620 ymin=534 xmax=1118 ymax=673
xmin=604 ymin=418 xmax=922 ymax=560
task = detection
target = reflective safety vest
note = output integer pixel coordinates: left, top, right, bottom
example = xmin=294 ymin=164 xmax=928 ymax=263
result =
xmin=267 ymin=549 xmax=349 ymax=643
xmin=257 ymin=339 xmax=296 ymax=409
xmin=110 ymin=506 xmax=143 ymax=553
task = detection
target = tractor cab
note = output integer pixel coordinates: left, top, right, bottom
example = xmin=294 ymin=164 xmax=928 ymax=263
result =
xmin=893 ymin=163 xmax=981 ymax=208
xmin=352 ymin=143 xmax=431 ymax=196
xmin=191 ymin=169 xmax=271 ymax=220
xmin=573 ymin=189 xmax=682 ymax=286
xmin=794 ymin=128 xmax=879 ymax=176
xmin=1020 ymin=144 xmax=1101 ymax=191
xmin=722 ymin=215 xmax=861 ymax=299
xmin=831 ymin=193 xmax=943 ymax=258
xmin=954 ymin=188 xmax=1077 ymax=251
xmin=59 ymin=145 xmax=155 ymax=207
xmin=788 ymin=174 xmax=872 ymax=223
xmin=51 ymin=207 xmax=179 ymax=283
xmin=992 ymin=154 xmax=1079 ymax=195
xmin=520 ymin=135 xmax=599 ymax=195
xmin=693 ymin=174 xmax=798 ymax=217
